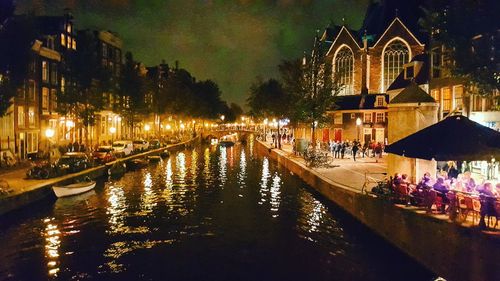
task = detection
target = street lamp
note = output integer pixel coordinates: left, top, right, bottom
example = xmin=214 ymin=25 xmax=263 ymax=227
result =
xmin=109 ymin=126 xmax=116 ymax=143
xmin=45 ymin=128 xmax=55 ymax=162
xmin=356 ymin=117 xmax=362 ymax=142
xmin=144 ymin=124 xmax=150 ymax=139
xmin=263 ymin=118 xmax=268 ymax=141
xmin=220 ymin=115 xmax=225 ymax=121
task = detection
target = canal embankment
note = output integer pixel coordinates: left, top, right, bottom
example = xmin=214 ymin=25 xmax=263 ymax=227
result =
xmin=0 ymin=137 xmax=200 ymax=216
xmin=255 ymin=140 xmax=499 ymax=281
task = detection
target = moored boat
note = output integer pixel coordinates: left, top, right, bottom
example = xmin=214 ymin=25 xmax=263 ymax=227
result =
xmin=147 ymin=155 xmax=161 ymax=162
xmin=53 ymin=181 xmax=96 ymax=198
xmin=127 ymin=158 xmax=148 ymax=170
xmin=219 ymin=140 xmax=235 ymax=147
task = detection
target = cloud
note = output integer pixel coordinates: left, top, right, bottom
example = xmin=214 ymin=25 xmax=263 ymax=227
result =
xmin=16 ymin=0 xmax=368 ymax=106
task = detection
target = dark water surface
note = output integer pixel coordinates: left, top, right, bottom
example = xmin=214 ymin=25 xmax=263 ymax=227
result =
xmin=0 ymin=139 xmax=435 ymax=281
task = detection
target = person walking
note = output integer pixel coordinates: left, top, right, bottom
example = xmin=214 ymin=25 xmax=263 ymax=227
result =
xmin=340 ymin=141 xmax=346 ymax=159
xmin=352 ymin=141 xmax=359 ymax=161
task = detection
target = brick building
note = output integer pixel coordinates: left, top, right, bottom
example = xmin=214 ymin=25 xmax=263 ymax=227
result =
xmin=312 ymin=0 xmax=426 ymax=144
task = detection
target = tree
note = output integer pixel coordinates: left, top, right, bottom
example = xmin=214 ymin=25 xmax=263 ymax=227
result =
xmin=421 ymin=0 xmax=499 ymax=112
xmin=247 ymin=78 xmax=292 ymax=148
xmin=278 ymin=38 xmax=341 ymax=144
xmin=118 ymin=52 xmax=148 ymax=136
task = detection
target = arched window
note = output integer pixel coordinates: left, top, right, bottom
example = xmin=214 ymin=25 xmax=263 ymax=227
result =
xmin=383 ymin=40 xmax=409 ymax=91
xmin=334 ymin=47 xmax=354 ymax=96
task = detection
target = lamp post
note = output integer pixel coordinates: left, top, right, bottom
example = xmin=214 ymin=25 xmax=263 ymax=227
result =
xmin=109 ymin=126 xmax=116 ymax=144
xmin=144 ymin=124 xmax=151 ymax=139
xmin=45 ymin=128 xmax=55 ymax=162
xmin=356 ymin=117 xmax=362 ymax=142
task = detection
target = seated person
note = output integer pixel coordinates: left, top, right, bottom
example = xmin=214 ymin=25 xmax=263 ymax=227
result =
xmin=463 ymin=171 xmax=476 ymax=192
xmin=478 ymin=182 xmax=497 ymax=228
xmin=433 ymin=177 xmax=450 ymax=213
xmin=416 ymin=172 xmax=433 ymax=191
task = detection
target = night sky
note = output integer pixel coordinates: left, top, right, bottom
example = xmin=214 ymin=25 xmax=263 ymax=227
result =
xmin=16 ymin=0 xmax=369 ymax=106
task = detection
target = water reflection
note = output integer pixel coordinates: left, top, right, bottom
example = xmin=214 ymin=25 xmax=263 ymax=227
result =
xmin=190 ymin=149 xmax=198 ymax=182
xmin=106 ymin=184 xmax=127 ymax=234
xmin=219 ymin=147 xmax=227 ymax=186
xmin=259 ymin=158 xmax=270 ymax=205
xmin=203 ymin=148 xmax=212 ymax=184
xmin=176 ymin=152 xmax=186 ymax=184
xmin=43 ymin=217 xmax=60 ymax=277
xmin=139 ymin=172 xmax=157 ymax=216
xmin=238 ymin=149 xmax=246 ymax=188
xmin=270 ymin=173 xmax=282 ymax=217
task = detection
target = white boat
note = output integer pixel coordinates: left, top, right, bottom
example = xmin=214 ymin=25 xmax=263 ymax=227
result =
xmin=52 ymin=181 xmax=96 ymax=198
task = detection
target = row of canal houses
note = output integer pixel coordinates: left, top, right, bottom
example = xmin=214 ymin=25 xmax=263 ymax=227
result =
xmin=295 ymin=0 xmax=499 ymax=146
xmin=0 ymin=11 xmax=133 ymax=161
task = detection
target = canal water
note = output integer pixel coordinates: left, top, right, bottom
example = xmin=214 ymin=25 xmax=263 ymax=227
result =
xmin=0 ymin=138 xmax=435 ymax=281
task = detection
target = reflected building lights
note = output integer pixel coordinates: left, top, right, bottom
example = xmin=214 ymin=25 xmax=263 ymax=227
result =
xmin=43 ymin=217 xmax=60 ymax=277
xmin=176 ymin=152 xmax=186 ymax=184
xmin=140 ymin=172 xmax=157 ymax=215
xmin=106 ymin=184 xmax=126 ymax=234
xmin=259 ymin=157 xmax=270 ymax=205
xmin=203 ymin=148 xmax=212 ymax=183
xmin=238 ymin=149 xmax=247 ymax=189
xmin=190 ymin=149 xmax=198 ymax=182
xmin=270 ymin=173 xmax=282 ymax=217
xmin=218 ymin=147 xmax=227 ymax=186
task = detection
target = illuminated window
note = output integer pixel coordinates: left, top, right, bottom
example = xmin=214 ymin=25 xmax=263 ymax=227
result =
xmin=72 ymin=39 xmax=76 ymax=50
xmin=61 ymin=77 xmax=65 ymax=93
xmin=42 ymin=87 xmax=49 ymax=110
xmin=27 ymin=132 xmax=38 ymax=153
xmin=66 ymin=23 xmax=71 ymax=33
xmin=383 ymin=40 xmax=409 ymax=91
xmin=431 ymin=47 xmax=442 ymax=78
xmin=375 ymin=112 xmax=385 ymax=123
xmin=42 ymin=61 xmax=49 ymax=82
xmin=431 ymin=89 xmax=440 ymax=101
xmin=442 ymin=87 xmax=452 ymax=111
xmin=454 ymin=85 xmax=463 ymax=109
xmin=363 ymin=112 xmax=372 ymax=123
xmin=334 ymin=46 xmax=354 ymax=96
xmin=28 ymin=106 xmax=35 ymax=126
xmin=376 ymin=96 xmax=385 ymax=107
xmin=67 ymin=37 xmax=71 ymax=49
xmin=61 ymin=33 xmax=65 ymax=46
xmin=18 ymin=106 xmax=25 ymax=127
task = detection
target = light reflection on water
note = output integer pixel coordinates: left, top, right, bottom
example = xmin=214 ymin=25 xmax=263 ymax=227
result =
xmin=218 ymin=147 xmax=227 ymax=186
xmin=0 ymin=140 xmax=435 ymax=281
xmin=43 ymin=218 xmax=60 ymax=277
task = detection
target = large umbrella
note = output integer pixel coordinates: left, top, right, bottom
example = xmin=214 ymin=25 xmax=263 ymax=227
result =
xmin=385 ymin=115 xmax=500 ymax=161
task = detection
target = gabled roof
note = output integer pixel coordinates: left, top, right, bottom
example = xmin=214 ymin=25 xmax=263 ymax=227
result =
xmin=333 ymin=94 xmax=389 ymax=110
xmin=360 ymin=0 xmax=427 ymax=44
xmin=326 ymin=26 xmax=362 ymax=56
xmin=390 ymin=82 xmax=435 ymax=104
xmin=387 ymin=53 xmax=428 ymax=91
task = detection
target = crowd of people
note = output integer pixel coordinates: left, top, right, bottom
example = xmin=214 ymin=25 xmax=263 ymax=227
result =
xmin=328 ymin=140 xmax=384 ymax=161
xmin=390 ymin=162 xmax=499 ymax=228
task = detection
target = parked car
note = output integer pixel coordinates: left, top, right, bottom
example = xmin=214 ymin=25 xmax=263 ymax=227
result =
xmin=149 ymin=139 xmax=161 ymax=149
xmin=56 ymin=152 xmax=91 ymax=174
xmin=112 ymin=141 xmax=134 ymax=157
xmin=92 ymin=146 xmax=117 ymax=164
xmin=133 ymin=139 xmax=149 ymax=152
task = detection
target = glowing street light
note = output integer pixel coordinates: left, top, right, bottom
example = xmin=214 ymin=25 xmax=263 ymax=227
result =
xmin=356 ymin=117 xmax=362 ymax=141
xmin=220 ymin=115 xmax=225 ymax=121
xmin=109 ymin=126 xmax=116 ymax=143
xmin=144 ymin=124 xmax=151 ymax=131
xmin=166 ymin=124 xmax=172 ymax=130
xmin=45 ymin=128 xmax=55 ymax=162
xmin=180 ymin=123 xmax=185 ymax=130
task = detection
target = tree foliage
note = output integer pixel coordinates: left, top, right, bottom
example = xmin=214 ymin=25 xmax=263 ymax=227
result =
xmin=421 ymin=0 xmax=499 ymax=98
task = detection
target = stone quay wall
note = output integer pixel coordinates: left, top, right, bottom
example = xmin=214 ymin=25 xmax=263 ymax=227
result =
xmin=255 ymin=140 xmax=499 ymax=281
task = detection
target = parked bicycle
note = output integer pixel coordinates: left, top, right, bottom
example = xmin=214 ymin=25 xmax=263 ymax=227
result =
xmin=303 ymin=148 xmax=332 ymax=168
